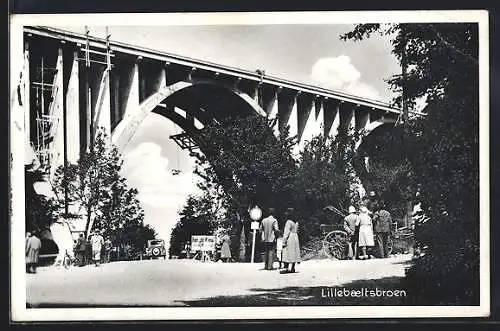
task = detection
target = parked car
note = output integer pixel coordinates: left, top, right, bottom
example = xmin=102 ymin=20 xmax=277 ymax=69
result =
xmin=143 ymin=239 xmax=167 ymax=260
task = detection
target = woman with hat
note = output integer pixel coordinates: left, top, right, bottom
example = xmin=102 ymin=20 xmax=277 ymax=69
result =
xmin=357 ymin=206 xmax=375 ymax=259
xmin=281 ymin=208 xmax=301 ymax=273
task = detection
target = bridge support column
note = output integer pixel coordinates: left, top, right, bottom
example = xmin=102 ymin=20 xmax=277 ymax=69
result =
xmin=297 ymin=94 xmax=315 ymax=148
xmin=23 ymin=41 xmax=30 ymax=146
xmin=65 ymin=51 xmax=80 ymax=163
xmin=50 ymin=48 xmax=65 ymax=178
xmin=269 ymin=88 xmax=280 ymax=137
xmin=314 ymin=98 xmax=324 ymax=137
xmin=323 ymin=99 xmax=340 ymax=139
xmin=338 ymin=102 xmax=356 ymax=138
xmin=123 ymin=59 xmax=140 ymax=121
xmin=355 ymin=107 xmax=370 ymax=133
xmin=93 ymin=67 xmax=111 ymax=141
xmin=278 ymin=90 xmax=298 ymax=139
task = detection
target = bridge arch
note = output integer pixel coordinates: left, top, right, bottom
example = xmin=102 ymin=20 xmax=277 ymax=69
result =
xmin=111 ymin=81 xmax=267 ymax=151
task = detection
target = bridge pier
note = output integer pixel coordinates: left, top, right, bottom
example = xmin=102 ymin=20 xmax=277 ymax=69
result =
xmin=277 ymin=90 xmax=297 ymax=138
xmin=65 ymin=50 xmax=80 ymax=164
xmin=323 ymin=99 xmax=340 ymax=138
xmin=23 ymin=41 xmax=31 ymax=146
xmin=338 ymin=102 xmax=356 ymax=138
xmin=297 ymin=93 xmax=315 ymax=148
xmin=90 ymin=65 xmax=111 ymax=141
xmin=121 ymin=58 xmax=141 ymax=124
xmin=355 ymin=107 xmax=370 ymax=133
xmin=49 ymin=47 xmax=65 ymax=178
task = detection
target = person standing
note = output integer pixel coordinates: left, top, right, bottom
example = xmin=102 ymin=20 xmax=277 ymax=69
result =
xmin=373 ymin=203 xmax=393 ymax=258
xmin=90 ymin=230 xmax=105 ymax=267
xmin=220 ymin=232 xmax=231 ymax=262
xmin=26 ymin=232 xmax=42 ymax=274
xmin=259 ymin=207 xmax=279 ymax=270
xmin=276 ymin=234 xmax=284 ymax=269
xmin=357 ymin=206 xmax=375 ymax=260
xmin=281 ymin=208 xmax=301 ymax=273
xmin=344 ymin=206 xmax=359 ymax=260
xmin=104 ymin=237 xmax=113 ymax=263
xmin=75 ymin=233 xmax=87 ymax=266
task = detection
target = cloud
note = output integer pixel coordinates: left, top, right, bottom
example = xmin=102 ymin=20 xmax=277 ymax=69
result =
xmin=311 ymin=55 xmax=381 ymax=101
xmin=120 ymin=141 xmax=200 ymax=244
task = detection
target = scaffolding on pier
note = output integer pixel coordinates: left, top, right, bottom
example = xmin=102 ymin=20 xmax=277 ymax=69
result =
xmin=32 ymin=55 xmax=60 ymax=172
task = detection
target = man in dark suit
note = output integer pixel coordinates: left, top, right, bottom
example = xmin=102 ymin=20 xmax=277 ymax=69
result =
xmin=259 ymin=207 xmax=279 ymax=270
xmin=373 ymin=203 xmax=392 ymax=258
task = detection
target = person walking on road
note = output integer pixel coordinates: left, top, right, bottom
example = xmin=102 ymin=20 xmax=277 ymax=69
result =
xmin=90 ymin=230 xmax=105 ymax=267
xmin=357 ymin=206 xmax=375 ymax=260
xmin=220 ymin=232 xmax=232 ymax=262
xmin=75 ymin=233 xmax=87 ymax=266
xmin=104 ymin=237 xmax=113 ymax=263
xmin=26 ymin=231 xmax=41 ymax=274
xmin=281 ymin=208 xmax=301 ymax=273
xmin=259 ymin=207 xmax=279 ymax=270
xmin=373 ymin=203 xmax=393 ymax=258
xmin=344 ymin=206 xmax=360 ymax=260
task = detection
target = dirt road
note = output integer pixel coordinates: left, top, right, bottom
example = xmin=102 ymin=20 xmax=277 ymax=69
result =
xmin=26 ymin=254 xmax=412 ymax=307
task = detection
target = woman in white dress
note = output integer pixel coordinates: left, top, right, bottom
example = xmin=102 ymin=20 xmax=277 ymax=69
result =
xmin=281 ymin=208 xmax=301 ymax=273
xmin=357 ymin=206 xmax=375 ymax=259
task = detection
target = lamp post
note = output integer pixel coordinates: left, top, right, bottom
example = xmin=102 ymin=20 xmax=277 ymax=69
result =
xmin=249 ymin=206 xmax=262 ymax=263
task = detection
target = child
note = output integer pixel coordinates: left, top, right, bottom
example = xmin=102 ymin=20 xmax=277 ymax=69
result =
xmin=276 ymin=236 xmax=284 ymax=269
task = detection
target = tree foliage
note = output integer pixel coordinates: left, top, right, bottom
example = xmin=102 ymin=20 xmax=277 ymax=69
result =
xmin=174 ymin=113 xmax=364 ymax=261
xmin=25 ymin=169 xmax=59 ymax=233
xmin=52 ymin=128 xmax=153 ymax=251
xmin=169 ymin=194 xmax=221 ymax=258
xmin=193 ymin=114 xmax=298 ymax=214
xmin=295 ymin=128 xmax=363 ymax=241
xmin=342 ymin=23 xmax=479 ymax=304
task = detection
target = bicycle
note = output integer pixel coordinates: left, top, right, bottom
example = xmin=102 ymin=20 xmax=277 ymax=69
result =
xmin=61 ymin=250 xmax=76 ymax=269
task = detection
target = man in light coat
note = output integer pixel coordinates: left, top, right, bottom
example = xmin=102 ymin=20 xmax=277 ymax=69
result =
xmin=26 ymin=232 xmax=42 ymax=273
xmin=344 ymin=206 xmax=359 ymax=260
xmin=259 ymin=207 xmax=279 ymax=270
xmin=90 ymin=230 xmax=105 ymax=267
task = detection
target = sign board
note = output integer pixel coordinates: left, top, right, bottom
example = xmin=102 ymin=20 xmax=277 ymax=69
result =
xmin=251 ymin=221 xmax=260 ymax=230
xmin=191 ymin=235 xmax=216 ymax=252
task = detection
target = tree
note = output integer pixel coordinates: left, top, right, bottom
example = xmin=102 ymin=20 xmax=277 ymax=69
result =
xmin=193 ymin=114 xmax=298 ymax=215
xmin=185 ymin=112 xmax=366 ymax=259
xmin=169 ymin=194 xmax=220 ymax=258
xmin=294 ymin=128 xmax=363 ymax=242
xmin=354 ymin=125 xmax=416 ymax=221
xmin=52 ymin=128 xmax=147 ymax=241
xmin=188 ymin=114 xmax=298 ymax=261
xmin=112 ymin=219 xmax=157 ymax=259
xmin=25 ymin=168 xmax=59 ymax=233
xmin=342 ymin=23 xmax=479 ymax=304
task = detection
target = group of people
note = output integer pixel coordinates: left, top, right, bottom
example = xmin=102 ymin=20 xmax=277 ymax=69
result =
xmin=344 ymin=202 xmax=393 ymax=260
xmin=260 ymin=207 xmax=301 ymax=273
xmin=74 ymin=230 xmax=112 ymax=267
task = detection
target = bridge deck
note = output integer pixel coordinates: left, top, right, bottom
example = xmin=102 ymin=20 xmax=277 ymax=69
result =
xmin=24 ymin=26 xmax=425 ymax=117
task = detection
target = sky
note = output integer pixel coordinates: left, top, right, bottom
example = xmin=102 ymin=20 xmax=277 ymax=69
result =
xmin=59 ymin=24 xmax=401 ymax=246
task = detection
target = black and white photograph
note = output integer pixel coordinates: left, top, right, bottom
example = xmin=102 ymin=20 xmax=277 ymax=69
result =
xmin=9 ymin=11 xmax=489 ymax=321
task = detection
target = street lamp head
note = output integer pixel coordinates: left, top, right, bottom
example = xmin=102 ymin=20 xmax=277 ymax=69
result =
xmin=249 ymin=206 xmax=262 ymax=221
